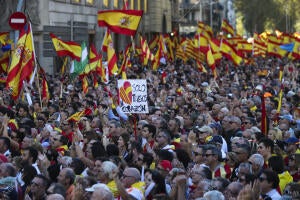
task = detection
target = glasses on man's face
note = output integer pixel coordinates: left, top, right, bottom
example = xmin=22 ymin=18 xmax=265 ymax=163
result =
xmin=242 ymin=121 xmax=250 ymax=125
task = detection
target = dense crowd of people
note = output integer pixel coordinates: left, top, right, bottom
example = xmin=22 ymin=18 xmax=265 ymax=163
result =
xmin=0 ymin=55 xmax=299 ymax=200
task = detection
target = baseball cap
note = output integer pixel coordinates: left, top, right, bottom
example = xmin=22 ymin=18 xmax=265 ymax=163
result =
xmin=279 ymin=114 xmax=293 ymax=122
xmin=201 ymin=82 xmax=209 ymax=87
xmin=285 ymin=137 xmax=299 ymax=144
xmin=159 ymin=160 xmax=172 ymax=171
xmin=85 ymin=183 xmax=110 ymax=192
xmin=194 ymin=125 xmax=213 ymax=134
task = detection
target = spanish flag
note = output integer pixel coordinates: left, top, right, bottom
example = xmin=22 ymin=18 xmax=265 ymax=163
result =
xmin=221 ymin=19 xmax=235 ymax=36
xmin=267 ymin=40 xmax=287 ymax=58
xmin=220 ymin=39 xmax=243 ymax=66
xmin=98 ymin=10 xmax=143 ymax=36
xmin=102 ymin=30 xmax=119 ymax=76
xmin=6 ymin=23 xmax=35 ymax=100
xmin=50 ymin=33 xmax=81 ymax=62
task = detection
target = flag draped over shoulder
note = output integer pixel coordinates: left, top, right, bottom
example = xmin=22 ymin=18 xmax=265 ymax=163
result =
xmin=6 ymin=23 xmax=35 ymax=100
xmin=50 ymin=33 xmax=81 ymax=61
xmin=98 ymin=10 xmax=143 ymax=36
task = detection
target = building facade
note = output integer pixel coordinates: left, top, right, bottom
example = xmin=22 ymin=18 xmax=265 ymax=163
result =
xmin=0 ymin=0 xmax=174 ymax=74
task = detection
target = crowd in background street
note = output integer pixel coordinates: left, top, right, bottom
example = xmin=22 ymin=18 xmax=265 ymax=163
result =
xmin=0 ymin=55 xmax=299 ymax=200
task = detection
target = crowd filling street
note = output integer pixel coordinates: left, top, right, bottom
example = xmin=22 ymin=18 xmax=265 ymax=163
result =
xmin=0 ymin=46 xmax=300 ymax=200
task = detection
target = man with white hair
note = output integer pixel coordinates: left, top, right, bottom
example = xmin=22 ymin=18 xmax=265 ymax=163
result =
xmin=85 ymin=183 xmax=114 ymax=200
xmin=98 ymin=161 xmax=118 ymax=198
xmin=203 ymin=190 xmax=225 ymax=200
xmin=248 ymin=153 xmax=264 ymax=177
xmin=113 ymin=167 xmax=144 ymax=200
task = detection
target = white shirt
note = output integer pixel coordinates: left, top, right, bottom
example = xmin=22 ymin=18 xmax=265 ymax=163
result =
xmin=266 ymin=189 xmax=281 ymax=200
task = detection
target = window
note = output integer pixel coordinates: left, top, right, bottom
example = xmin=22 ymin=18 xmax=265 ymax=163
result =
xmin=72 ymin=0 xmax=81 ymax=4
xmin=86 ymin=0 xmax=94 ymax=5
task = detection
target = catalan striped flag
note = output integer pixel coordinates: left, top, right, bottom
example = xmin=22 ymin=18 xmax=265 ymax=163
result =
xmin=50 ymin=33 xmax=81 ymax=61
xmin=6 ymin=23 xmax=35 ymax=100
xmin=98 ymin=10 xmax=143 ymax=36
xmin=221 ymin=19 xmax=235 ymax=36
xmin=140 ymin=35 xmax=154 ymax=65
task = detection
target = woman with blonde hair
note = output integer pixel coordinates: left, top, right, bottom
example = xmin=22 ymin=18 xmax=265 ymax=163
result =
xmin=267 ymin=127 xmax=282 ymax=141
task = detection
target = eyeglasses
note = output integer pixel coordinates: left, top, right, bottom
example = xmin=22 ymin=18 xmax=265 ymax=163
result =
xmin=204 ymin=154 xmax=215 ymax=157
xmin=259 ymin=177 xmax=267 ymax=182
xmin=53 ymin=138 xmax=59 ymax=141
xmin=242 ymin=122 xmax=250 ymax=124
xmin=156 ymin=135 xmax=164 ymax=138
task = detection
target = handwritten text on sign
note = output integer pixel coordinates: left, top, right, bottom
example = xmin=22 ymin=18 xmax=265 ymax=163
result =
xmin=117 ymin=79 xmax=148 ymax=113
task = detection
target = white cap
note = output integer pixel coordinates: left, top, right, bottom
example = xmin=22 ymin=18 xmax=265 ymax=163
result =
xmin=255 ymin=85 xmax=263 ymax=91
xmin=67 ymin=84 xmax=74 ymax=91
xmin=201 ymin=82 xmax=209 ymax=87
xmin=85 ymin=183 xmax=110 ymax=192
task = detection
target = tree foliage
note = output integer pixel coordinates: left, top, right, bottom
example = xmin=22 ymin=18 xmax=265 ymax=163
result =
xmin=234 ymin=0 xmax=299 ymax=34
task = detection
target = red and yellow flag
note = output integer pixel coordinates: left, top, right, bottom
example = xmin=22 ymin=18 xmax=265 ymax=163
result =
xmin=6 ymin=23 xmax=35 ymax=100
xmin=81 ymin=75 xmax=89 ymax=94
xmin=0 ymin=32 xmax=9 ymax=44
xmin=291 ymin=37 xmax=300 ymax=60
xmin=140 ymin=35 xmax=154 ymax=65
xmin=102 ymin=30 xmax=119 ymax=76
xmin=267 ymin=40 xmax=287 ymax=58
xmin=50 ymin=33 xmax=81 ymax=61
xmin=221 ymin=19 xmax=235 ymax=36
xmin=206 ymin=48 xmax=217 ymax=78
xmin=98 ymin=10 xmax=143 ymax=36
xmin=220 ymin=39 xmax=243 ymax=66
